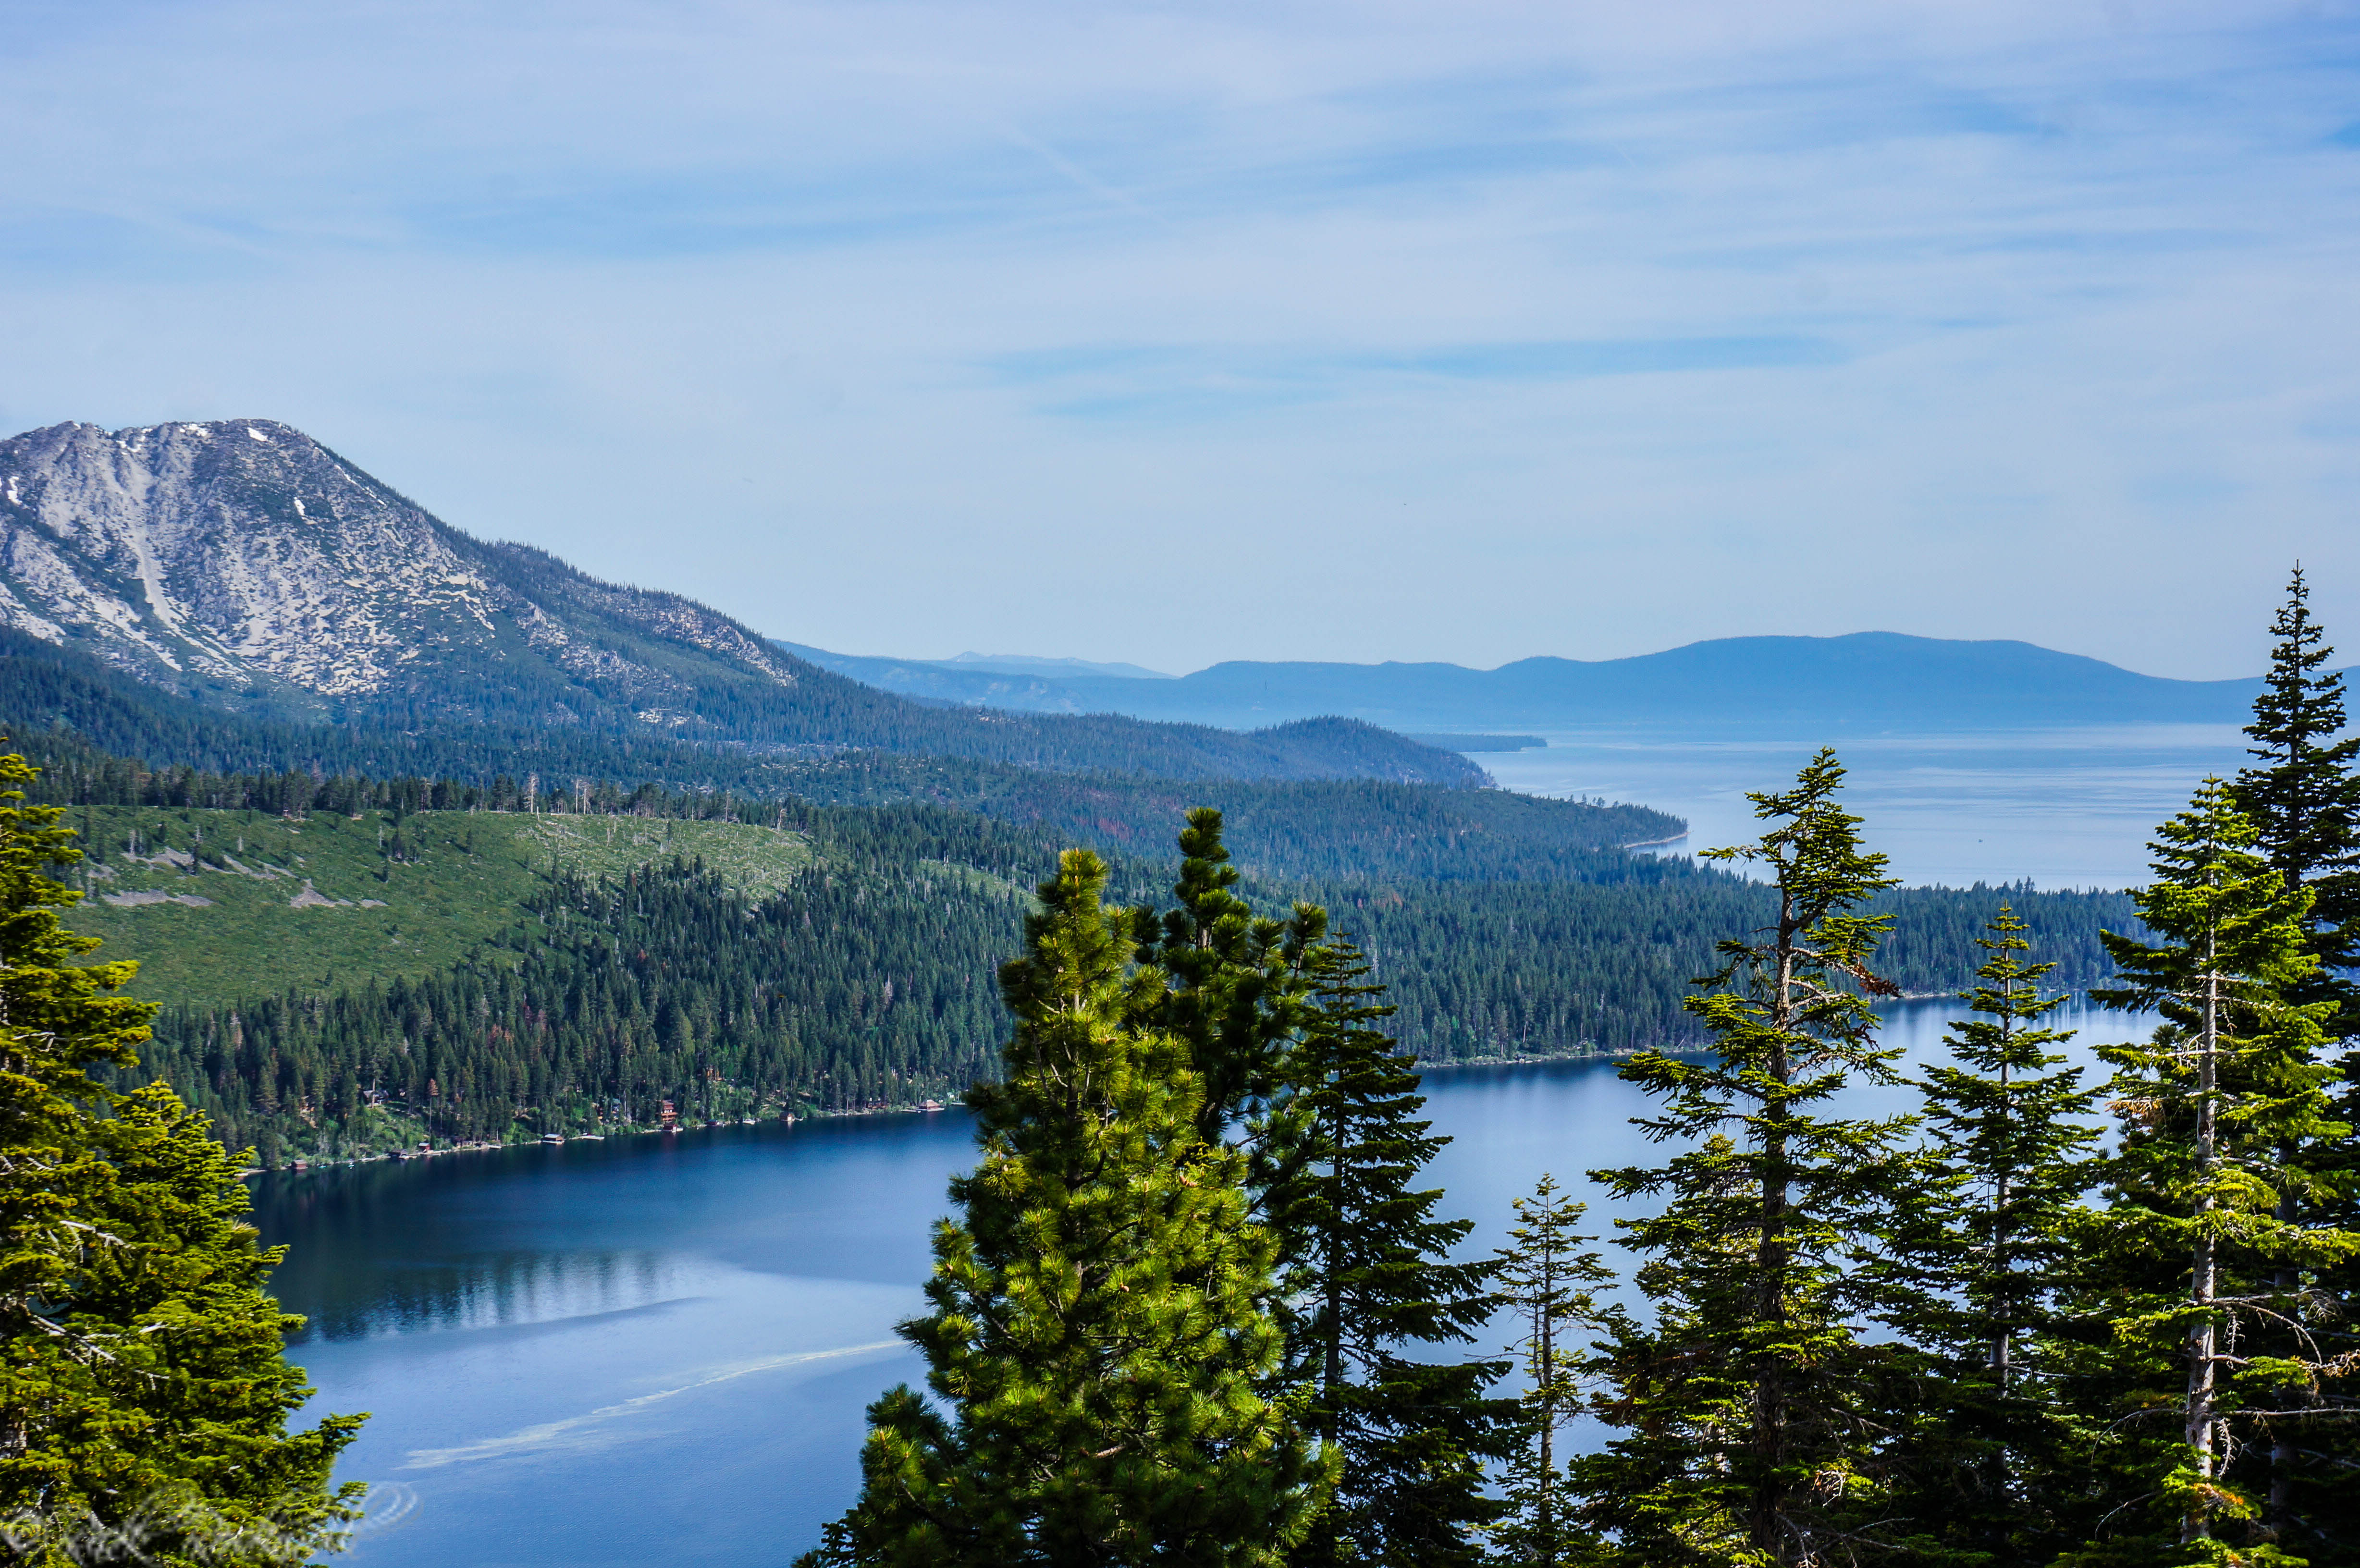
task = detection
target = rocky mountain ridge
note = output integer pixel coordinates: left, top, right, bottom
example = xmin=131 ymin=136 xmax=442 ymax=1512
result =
xmin=0 ymin=419 xmax=1478 ymax=785
xmin=0 ymin=418 xmax=798 ymax=721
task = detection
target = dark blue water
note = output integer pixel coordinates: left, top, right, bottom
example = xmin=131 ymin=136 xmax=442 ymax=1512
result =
xmin=255 ymin=1002 xmax=2149 ymax=1567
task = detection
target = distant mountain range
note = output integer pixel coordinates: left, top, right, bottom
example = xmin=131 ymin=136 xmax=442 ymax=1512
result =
xmin=0 ymin=419 xmax=1474 ymax=785
xmin=0 ymin=417 xmax=2286 ymax=778
xmin=942 ymin=651 xmax=1173 ymax=680
xmin=782 ymin=633 xmax=2295 ymax=735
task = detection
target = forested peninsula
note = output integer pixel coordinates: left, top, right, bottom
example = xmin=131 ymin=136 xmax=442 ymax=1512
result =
xmin=16 ymin=741 xmax=2132 ymax=1165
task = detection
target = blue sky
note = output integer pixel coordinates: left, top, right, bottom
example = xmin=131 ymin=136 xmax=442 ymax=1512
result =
xmin=4 ymin=0 xmax=2358 ymax=678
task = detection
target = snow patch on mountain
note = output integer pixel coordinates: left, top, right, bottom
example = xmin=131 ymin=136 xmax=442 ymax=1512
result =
xmin=0 ymin=417 xmax=799 ymax=721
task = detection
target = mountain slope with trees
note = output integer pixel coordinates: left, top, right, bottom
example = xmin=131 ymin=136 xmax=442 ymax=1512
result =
xmin=0 ymin=422 xmax=1475 ymax=784
xmin=88 ymin=781 xmax=2135 ymax=1166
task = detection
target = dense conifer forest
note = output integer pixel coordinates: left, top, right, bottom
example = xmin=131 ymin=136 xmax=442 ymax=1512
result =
xmin=126 ymin=845 xmax=2139 ymax=1166
xmin=6 ymin=726 xmax=1680 ymax=880
xmin=68 ymin=763 xmax=2136 ymax=1164
xmin=0 ymin=704 xmax=2145 ymax=1166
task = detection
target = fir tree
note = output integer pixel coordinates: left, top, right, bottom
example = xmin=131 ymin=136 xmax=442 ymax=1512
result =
xmin=1279 ymin=939 xmax=1513 ymax=1568
xmin=2058 ymin=780 xmax=2357 ymax=1564
xmin=2230 ymin=566 xmax=2360 ymax=1553
xmin=1873 ymin=907 xmax=2102 ymax=1565
xmin=0 ymin=748 xmax=363 ymax=1564
xmin=1490 ymin=1175 xmax=1611 ymax=1568
xmin=800 ymin=849 xmax=1323 ymax=1568
xmin=1142 ymin=807 xmax=1325 ymax=1144
xmin=2232 ymin=564 xmax=2360 ymax=1024
xmin=1578 ymin=749 xmax=1912 ymax=1566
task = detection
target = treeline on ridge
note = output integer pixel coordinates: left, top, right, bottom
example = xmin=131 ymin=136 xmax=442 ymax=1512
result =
xmin=123 ymin=816 xmax=2138 ymax=1164
xmin=7 ymin=720 xmax=1683 ymax=884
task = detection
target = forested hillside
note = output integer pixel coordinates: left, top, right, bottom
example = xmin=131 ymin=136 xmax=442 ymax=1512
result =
xmin=3 ymin=671 xmax=2149 ymax=1169
xmin=1334 ymin=878 xmax=2135 ymax=1060
xmin=69 ymin=775 xmax=2139 ymax=1164
xmin=12 ymin=734 xmax=1678 ymax=893
xmin=57 ymin=803 xmax=820 ymax=1003
xmin=141 ymin=862 xmax=1029 ymax=1167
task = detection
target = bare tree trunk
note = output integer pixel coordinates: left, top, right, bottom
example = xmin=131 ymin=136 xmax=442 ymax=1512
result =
xmin=2268 ymin=1147 xmax=2301 ymax=1541
xmin=2181 ymin=962 xmax=2222 ymax=1547
xmin=1322 ymin=1111 xmax=1345 ymax=1443
xmin=1750 ymin=903 xmax=1797 ymax=1560
xmin=1538 ymin=1255 xmax=1556 ymax=1568
xmin=1991 ymin=977 xmax=2015 ymax=1390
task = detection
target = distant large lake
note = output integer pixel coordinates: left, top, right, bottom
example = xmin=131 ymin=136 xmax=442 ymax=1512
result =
xmin=260 ymin=1001 xmax=2146 ymax=1568
xmin=1476 ymin=724 xmax=2252 ymax=889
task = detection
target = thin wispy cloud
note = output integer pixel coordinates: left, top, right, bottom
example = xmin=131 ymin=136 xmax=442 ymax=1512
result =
xmin=1 ymin=0 xmax=2354 ymax=675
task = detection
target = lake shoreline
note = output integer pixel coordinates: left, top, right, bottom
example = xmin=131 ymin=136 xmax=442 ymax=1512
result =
xmin=239 ymin=1101 xmax=969 ymax=1177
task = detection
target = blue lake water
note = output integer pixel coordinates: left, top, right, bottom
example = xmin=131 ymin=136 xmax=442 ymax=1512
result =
xmin=1476 ymin=724 xmax=2254 ymax=890
xmin=256 ymin=1000 xmax=2149 ymax=1568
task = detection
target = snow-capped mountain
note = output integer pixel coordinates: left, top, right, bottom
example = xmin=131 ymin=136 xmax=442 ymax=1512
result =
xmin=0 ymin=417 xmax=799 ymax=725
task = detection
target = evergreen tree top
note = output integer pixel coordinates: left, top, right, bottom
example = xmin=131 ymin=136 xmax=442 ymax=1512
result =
xmin=807 ymin=835 xmax=1321 ymax=1568
xmin=2231 ymin=563 xmax=2360 ymax=1004
xmin=1934 ymin=903 xmax=2080 ymax=1078
xmin=1645 ymin=749 xmax=1905 ymax=1127
xmin=1700 ymin=747 xmax=1900 ymax=974
xmin=2245 ymin=564 xmax=2352 ymax=768
xmin=0 ymin=748 xmax=151 ymax=1089
xmin=1138 ymin=807 xmax=1327 ymax=1140
xmin=2094 ymin=779 xmax=2319 ymax=1025
xmin=0 ymin=744 xmax=363 ymax=1563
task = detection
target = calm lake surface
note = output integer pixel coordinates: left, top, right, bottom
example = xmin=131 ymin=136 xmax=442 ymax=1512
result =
xmin=1478 ymin=724 xmax=2252 ymax=890
xmin=257 ymin=1000 xmax=2148 ymax=1568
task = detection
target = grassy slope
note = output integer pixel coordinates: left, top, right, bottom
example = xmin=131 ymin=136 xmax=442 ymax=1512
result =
xmin=61 ymin=806 xmax=814 ymax=1004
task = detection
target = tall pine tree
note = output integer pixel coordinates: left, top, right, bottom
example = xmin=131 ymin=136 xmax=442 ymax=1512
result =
xmin=1279 ymin=939 xmax=1513 ymax=1568
xmin=1578 ymin=750 xmax=1912 ymax=1566
xmin=2232 ymin=564 xmax=2360 ymax=1028
xmin=1874 ymin=907 xmax=2102 ymax=1565
xmin=2057 ymin=781 xmax=2356 ymax=1565
xmin=800 ymin=849 xmax=1322 ymax=1568
xmin=1141 ymin=807 xmax=1326 ymax=1146
xmin=2230 ymin=566 xmax=2360 ymax=1556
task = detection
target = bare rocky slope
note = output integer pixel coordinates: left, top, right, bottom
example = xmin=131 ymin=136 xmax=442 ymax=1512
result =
xmin=0 ymin=419 xmax=1476 ymax=784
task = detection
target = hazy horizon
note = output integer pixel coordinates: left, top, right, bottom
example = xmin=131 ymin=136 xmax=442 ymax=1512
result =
xmin=791 ymin=627 xmax=2308 ymax=686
